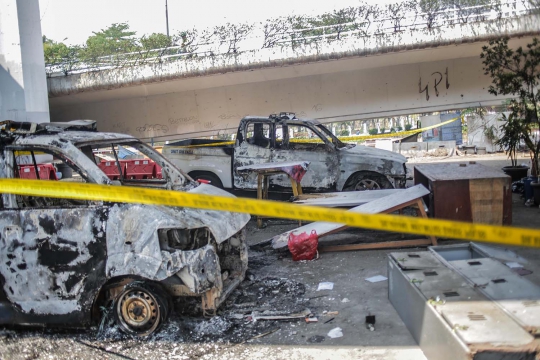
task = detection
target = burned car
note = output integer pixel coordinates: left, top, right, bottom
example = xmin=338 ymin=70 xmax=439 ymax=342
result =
xmin=0 ymin=120 xmax=250 ymax=336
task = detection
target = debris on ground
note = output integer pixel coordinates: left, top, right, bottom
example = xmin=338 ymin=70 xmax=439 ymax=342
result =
xmin=366 ymin=315 xmax=376 ymax=332
xmin=250 ymin=309 xmax=312 ymax=321
xmin=317 ymin=282 xmax=334 ymax=291
xmin=288 ymin=230 xmax=319 ymax=261
xmin=506 ymin=262 xmax=523 ymax=269
xmin=365 ymin=275 xmax=388 ymax=283
xmin=514 ymin=268 xmax=533 ymax=276
xmin=327 ymin=327 xmax=343 ymax=338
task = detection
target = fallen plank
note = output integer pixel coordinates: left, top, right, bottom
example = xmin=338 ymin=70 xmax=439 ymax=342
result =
xmin=252 ymin=308 xmax=312 ymax=321
xmin=293 ymin=189 xmax=402 ymax=207
xmin=270 ymin=184 xmax=430 ymax=249
xmin=319 ymin=239 xmax=433 ymax=252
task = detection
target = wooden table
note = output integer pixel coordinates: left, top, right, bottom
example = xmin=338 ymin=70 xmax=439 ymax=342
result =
xmin=237 ymin=161 xmax=310 ymax=228
xmin=414 ymin=162 xmax=512 ymax=225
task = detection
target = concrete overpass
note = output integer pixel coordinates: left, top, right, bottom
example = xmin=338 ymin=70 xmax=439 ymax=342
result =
xmin=47 ymin=6 xmax=540 ymax=141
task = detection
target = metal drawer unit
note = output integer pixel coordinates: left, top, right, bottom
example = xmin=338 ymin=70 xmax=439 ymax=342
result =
xmin=389 ymin=249 xmax=537 ymax=360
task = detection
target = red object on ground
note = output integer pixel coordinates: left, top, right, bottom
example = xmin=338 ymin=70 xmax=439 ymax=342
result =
xmin=197 ymin=179 xmax=211 ymax=184
xmin=19 ymin=164 xmax=58 ymax=180
xmin=288 ymin=230 xmax=319 ymax=261
xmin=125 ymin=159 xmax=155 ymax=179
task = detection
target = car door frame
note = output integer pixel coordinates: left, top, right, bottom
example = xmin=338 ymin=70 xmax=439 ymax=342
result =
xmin=0 ymin=146 xmax=109 ymax=325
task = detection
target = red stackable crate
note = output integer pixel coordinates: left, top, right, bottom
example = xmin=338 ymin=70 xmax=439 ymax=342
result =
xmin=19 ymin=164 xmax=58 ymax=180
xmin=125 ymin=159 xmax=155 ymax=179
xmin=97 ymin=160 xmax=126 ymax=180
xmin=154 ymin=163 xmax=163 ymax=179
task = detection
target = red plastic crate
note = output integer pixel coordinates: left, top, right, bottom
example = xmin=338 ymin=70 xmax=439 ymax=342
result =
xmin=125 ymin=159 xmax=155 ymax=179
xmin=97 ymin=161 xmax=126 ymax=180
xmin=19 ymin=164 xmax=58 ymax=180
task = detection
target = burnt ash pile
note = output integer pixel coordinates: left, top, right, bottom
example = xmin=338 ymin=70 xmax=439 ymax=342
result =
xmin=93 ymin=276 xmax=308 ymax=345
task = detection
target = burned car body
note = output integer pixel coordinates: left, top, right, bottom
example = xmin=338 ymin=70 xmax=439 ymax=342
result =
xmin=163 ymin=113 xmax=408 ymax=193
xmin=0 ymin=120 xmax=249 ymax=336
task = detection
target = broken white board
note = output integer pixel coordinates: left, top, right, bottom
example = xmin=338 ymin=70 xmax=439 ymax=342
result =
xmin=292 ymin=189 xmax=402 ymax=208
xmin=271 ymin=184 xmax=430 ymax=249
xmin=317 ymin=282 xmax=334 ymax=291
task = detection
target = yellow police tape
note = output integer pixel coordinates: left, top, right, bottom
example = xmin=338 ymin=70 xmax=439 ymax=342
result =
xmin=173 ymin=115 xmax=462 ymax=148
xmin=3 ymin=178 xmax=540 ymax=248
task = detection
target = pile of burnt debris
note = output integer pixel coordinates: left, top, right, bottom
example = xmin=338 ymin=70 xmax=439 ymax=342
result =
xmin=96 ymin=276 xmax=312 ymax=344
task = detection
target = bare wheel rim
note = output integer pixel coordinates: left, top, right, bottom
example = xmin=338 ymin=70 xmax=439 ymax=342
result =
xmin=117 ymin=289 xmax=160 ymax=335
xmin=354 ymin=179 xmax=381 ymax=191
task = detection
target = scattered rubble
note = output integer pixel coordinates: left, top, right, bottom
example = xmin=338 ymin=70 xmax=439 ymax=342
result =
xmin=327 ymin=327 xmax=343 ymax=338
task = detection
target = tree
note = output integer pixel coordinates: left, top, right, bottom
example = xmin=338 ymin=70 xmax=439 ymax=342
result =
xmin=82 ymin=23 xmax=139 ymax=65
xmin=213 ymin=23 xmax=254 ymax=54
xmin=481 ymin=37 xmax=540 ymax=175
xmin=315 ymin=7 xmax=358 ymax=41
xmin=140 ymin=33 xmax=172 ymax=50
xmin=261 ymin=17 xmax=290 ymax=48
xmin=42 ymin=36 xmax=81 ymax=75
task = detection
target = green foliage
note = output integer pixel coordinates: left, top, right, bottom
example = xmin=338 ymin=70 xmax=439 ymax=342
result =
xmin=83 ymin=23 xmax=139 ymax=64
xmin=380 ymin=127 xmax=386 ymax=133
xmin=481 ymin=37 xmax=540 ymax=174
xmin=213 ymin=23 xmax=254 ymax=53
xmin=483 ymin=124 xmax=497 ymax=143
xmin=396 ymin=125 xmax=403 ymax=131
xmin=495 ymin=113 xmax=523 ymax=166
xmin=140 ymin=33 xmax=171 ymax=50
xmin=405 ymin=124 xmax=413 ymax=131
xmin=368 ymin=128 xmax=379 ymax=135
xmin=43 ymin=36 xmax=81 ymax=75
xmin=339 ymin=129 xmax=350 ymax=136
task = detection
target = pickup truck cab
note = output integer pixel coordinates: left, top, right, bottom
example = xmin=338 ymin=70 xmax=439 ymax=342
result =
xmin=0 ymin=120 xmax=249 ymax=337
xmin=163 ymin=113 xmax=407 ymax=192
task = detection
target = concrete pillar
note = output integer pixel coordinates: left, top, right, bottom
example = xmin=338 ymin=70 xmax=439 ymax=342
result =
xmin=0 ymin=0 xmax=49 ymax=123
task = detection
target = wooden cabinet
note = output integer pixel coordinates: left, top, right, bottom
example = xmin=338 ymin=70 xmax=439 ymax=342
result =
xmin=414 ymin=162 xmax=512 ymax=225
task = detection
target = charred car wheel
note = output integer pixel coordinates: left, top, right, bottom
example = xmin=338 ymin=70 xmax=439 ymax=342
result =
xmin=344 ymin=172 xmax=393 ymax=191
xmin=114 ymin=283 xmax=170 ymax=337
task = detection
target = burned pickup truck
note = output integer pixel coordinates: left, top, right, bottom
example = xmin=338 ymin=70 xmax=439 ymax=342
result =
xmin=163 ymin=113 xmax=407 ymax=193
xmin=0 ymin=120 xmax=249 ymax=336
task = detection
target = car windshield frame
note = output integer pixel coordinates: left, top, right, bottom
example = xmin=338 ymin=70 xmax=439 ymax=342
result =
xmin=315 ymin=124 xmax=349 ymax=149
xmin=75 ymin=138 xmax=191 ymax=186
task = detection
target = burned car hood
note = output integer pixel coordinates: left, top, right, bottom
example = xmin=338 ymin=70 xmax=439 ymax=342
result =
xmin=167 ymin=183 xmax=251 ymax=242
xmin=109 ymin=183 xmax=249 ymax=248
xmin=341 ymin=144 xmax=407 ymax=164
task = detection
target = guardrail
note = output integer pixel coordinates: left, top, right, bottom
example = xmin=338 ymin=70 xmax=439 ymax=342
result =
xmin=45 ymin=0 xmax=531 ymax=77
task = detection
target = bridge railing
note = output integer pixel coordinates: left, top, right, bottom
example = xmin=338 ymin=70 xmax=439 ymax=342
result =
xmin=45 ymin=0 xmax=532 ymax=77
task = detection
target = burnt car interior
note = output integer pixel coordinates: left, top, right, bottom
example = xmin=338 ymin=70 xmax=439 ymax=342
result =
xmin=11 ymin=147 xmax=93 ymax=208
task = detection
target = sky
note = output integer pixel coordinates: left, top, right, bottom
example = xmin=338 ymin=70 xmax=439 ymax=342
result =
xmin=38 ymin=0 xmax=395 ymax=45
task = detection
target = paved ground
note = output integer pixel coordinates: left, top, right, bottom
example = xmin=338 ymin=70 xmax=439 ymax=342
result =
xmin=0 ymin=153 xmax=539 ymax=360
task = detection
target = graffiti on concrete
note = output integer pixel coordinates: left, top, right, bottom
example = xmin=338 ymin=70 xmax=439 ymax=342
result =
xmin=136 ymin=124 xmax=170 ymax=134
xmin=419 ymin=67 xmax=450 ymax=101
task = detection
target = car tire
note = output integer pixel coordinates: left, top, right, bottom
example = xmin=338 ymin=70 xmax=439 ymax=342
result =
xmin=344 ymin=172 xmax=393 ymax=191
xmin=114 ymin=282 xmax=170 ymax=337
